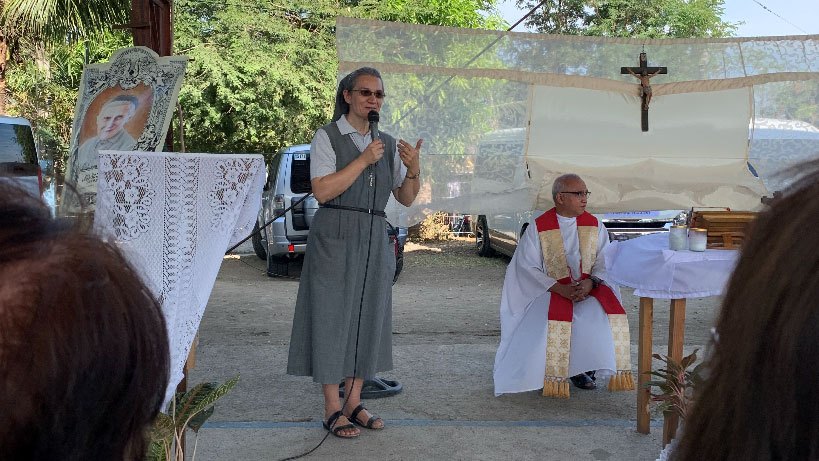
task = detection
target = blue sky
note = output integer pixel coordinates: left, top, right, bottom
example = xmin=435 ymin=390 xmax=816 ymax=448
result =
xmin=497 ymin=0 xmax=819 ymax=36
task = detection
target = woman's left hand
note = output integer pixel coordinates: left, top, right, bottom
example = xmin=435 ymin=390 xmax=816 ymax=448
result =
xmin=398 ymin=138 xmax=422 ymax=174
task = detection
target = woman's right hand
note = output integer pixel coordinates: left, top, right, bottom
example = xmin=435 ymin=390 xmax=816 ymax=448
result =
xmin=360 ymin=139 xmax=384 ymax=166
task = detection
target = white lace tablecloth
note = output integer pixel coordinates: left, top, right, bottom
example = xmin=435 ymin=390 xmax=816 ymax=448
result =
xmin=602 ymin=232 xmax=739 ymax=298
xmin=93 ymin=150 xmax=265 ymax=405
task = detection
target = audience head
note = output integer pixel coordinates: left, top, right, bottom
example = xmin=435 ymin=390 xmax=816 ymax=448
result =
xmin=0 ymin=183 xmax=169 ymax=460
xmin=673 ymin=159 xmax=819 ymax=460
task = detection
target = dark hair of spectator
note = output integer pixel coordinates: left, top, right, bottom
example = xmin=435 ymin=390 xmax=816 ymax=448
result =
xmin=332 ymin=66 xmax=383 ymax=122
xmin=0 ymin=183 xmax=169 ymax=460
xmin=672 ymin=159 xmax=819 ymax=460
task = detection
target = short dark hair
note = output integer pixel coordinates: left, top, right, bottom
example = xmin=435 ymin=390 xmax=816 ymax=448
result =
xmin=332 ymin=67 xmax=383 ymax=122
xmin=672 ymin=159 xmax=819 ymax=460
xmin=0 ymin=183 xmax=169 ymax=460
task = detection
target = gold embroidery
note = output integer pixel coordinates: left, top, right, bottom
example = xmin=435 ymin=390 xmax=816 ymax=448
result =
xmin=539 ymin=229 xmax=569 ymax=280
xmin=577 ymin=225 xmax=599 ymax=274
xmin=608 ymin=314 xmax=632 ymax=371
xmin=545 ymin=320 xmax=572 ymax=378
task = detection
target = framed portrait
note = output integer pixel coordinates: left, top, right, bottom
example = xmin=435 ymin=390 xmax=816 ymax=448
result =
xmin=61 ymin=46 xmax=187 ymax=215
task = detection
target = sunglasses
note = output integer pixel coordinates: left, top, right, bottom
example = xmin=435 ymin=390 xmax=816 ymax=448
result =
xmin=350 ymin=89 xmax=386 ymax=99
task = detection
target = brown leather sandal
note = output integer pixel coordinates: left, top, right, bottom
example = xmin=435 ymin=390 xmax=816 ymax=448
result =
xmin=346 ymin=403 xmax=384 ymax=430
xmin=323 ymin=410 xmax=359 ymax=438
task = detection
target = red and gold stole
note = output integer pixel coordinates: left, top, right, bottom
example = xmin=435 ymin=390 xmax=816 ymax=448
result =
xmin=535 ymin=208 xmax=634 ymax=398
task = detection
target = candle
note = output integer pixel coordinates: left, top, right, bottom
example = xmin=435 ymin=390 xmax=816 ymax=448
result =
xmin=669 ymin=225 xmax=688 ymax=251
xmin=688 ymin=228 xmax=707 ymax=252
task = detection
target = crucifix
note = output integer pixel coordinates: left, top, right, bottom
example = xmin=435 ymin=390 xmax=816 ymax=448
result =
xmin=621 ymin=51 xmax=667 ymax=132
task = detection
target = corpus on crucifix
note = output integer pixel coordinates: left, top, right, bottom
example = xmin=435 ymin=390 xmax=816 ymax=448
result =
xmin=621 ymin=51 xmax=667 ymax=131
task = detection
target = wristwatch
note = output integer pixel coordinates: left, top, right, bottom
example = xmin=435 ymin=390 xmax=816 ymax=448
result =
xmin=590 ymin=276 xmax=602 ymax=289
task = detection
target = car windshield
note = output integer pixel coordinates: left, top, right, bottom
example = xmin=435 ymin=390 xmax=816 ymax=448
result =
xmin=0 ymin=123 xmax=37 ymax=164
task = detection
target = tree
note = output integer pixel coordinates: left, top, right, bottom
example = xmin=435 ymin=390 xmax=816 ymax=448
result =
xmin=0 ymin=0 xmax=131 ymax=112
xmin=1 ymin=0 xmax=129 ymax=39
xmin=174 ymin=0 xmax=505 ymax=155
xmin=515 ymin=0 xmax=737 ymax=38
xmin=4 ymin=31 xmax=131 ymax=171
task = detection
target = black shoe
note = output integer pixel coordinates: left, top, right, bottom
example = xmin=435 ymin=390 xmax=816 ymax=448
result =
xmin=585 ymin=370 xmax=597 ymax=382
xmin=569 ymin=373 xmax=596 ymax=390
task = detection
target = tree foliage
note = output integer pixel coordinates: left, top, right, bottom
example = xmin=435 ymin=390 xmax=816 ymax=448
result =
xmin=515 ymin=0 xmax=737 ymax=38
xmin=4 ymin=32 xmax=131 ymax=172
xmin=0 ymin=0 xmax=130 ymax=42
xmin=174 ymin=0 xmax=505 ymax=155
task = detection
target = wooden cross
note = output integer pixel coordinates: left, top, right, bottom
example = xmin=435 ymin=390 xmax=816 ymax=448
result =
xmin=621 ymin=52 xmax=667 ymax=132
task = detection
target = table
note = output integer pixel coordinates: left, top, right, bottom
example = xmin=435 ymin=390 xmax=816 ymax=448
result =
xmin=93 ymin=150 xmax=265 ymax=406
xmin=602 ymin=232 xmax=738 ymax=444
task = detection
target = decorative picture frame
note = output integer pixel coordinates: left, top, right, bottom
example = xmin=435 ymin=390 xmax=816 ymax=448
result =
xmin=61 ymin=46 xmax=187 ymax=215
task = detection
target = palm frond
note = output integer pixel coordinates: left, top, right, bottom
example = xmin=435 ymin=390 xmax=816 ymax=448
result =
xmin=174 ymin=375 xmax=240 ymax=431
xmin=1 ymin=0 xmax=131 ymax=42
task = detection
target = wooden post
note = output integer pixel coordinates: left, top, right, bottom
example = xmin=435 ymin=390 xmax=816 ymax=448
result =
xmin=637 ymin=296 xmax=654 ymax=434
xmin=130 ymin=0 xmax=175 ymax=151
xmin=663 ymin=298 xmax=687 ymax=445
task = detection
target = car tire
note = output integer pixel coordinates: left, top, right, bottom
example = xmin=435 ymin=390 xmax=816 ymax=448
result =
xmin=251 ymin=222 xmax=267 ymax=260
xmin=392 ymin=241 xmax=404 ymax=285
xmin=475 ymin=215 xmax=494 ymax=257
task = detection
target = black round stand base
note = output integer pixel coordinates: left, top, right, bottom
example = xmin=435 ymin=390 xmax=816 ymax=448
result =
xmin=338 ymin=377 xmax=403 ymax=399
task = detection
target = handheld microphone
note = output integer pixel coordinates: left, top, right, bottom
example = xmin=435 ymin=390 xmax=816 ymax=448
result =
xmin=368 ymin=110 xmax=380 ymax=142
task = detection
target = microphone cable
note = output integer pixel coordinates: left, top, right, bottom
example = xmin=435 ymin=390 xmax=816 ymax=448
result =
xmin=225 ymin=192 xmax=314 ymax=255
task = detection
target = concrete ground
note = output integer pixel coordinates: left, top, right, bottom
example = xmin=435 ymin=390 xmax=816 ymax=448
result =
xmin=186 ymin=239 xmax=719 ymax=460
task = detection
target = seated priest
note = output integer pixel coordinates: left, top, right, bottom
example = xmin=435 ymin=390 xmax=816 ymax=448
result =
xmin=493 ymin=173 xmax=634 ymax=398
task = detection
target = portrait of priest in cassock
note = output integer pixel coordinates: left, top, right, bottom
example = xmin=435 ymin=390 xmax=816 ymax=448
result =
xmin=493 ymin=173 xmax=634 ymax=398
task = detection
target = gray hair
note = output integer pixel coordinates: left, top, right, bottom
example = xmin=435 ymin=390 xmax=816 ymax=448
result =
xmin=551 ymin=173 xmax=582 ymax=201
xmin=332 ymin=67 xmax=383 ymax=122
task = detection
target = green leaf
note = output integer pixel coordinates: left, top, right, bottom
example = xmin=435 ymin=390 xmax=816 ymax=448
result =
xmin=174 ymin=375 xmax=240 ymax=430
xmin=187 ymin=406 xmax=215 ymax=433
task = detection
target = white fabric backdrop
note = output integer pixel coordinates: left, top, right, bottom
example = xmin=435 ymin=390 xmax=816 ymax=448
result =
xmin=527 ymin=86 xmax=767 ymax=212
xmin=335 ymin=18 xmax=819 ymax=223
xmin=93 ymin=150 xmax=265 ymax=405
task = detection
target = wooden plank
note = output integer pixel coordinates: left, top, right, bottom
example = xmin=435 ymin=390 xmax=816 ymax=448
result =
xmin=637 ymin=297 xmax=654 ymax=435
xmin=663 ymin=298 xmax=687 ymax=446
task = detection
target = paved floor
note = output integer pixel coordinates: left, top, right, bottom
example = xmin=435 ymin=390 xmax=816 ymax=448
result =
xmin=186 ymin=242 xmax=717 ymax=460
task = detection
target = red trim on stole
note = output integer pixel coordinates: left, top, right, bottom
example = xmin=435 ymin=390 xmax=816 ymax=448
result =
xmin=534 ymin=208 xmax=625 ymax=321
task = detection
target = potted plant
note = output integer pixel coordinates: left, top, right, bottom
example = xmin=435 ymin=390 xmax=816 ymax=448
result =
xmin=146 ymin=375 xmax=239 ymax=461
xmin=646 ymin=349 xmax=703 ymax=460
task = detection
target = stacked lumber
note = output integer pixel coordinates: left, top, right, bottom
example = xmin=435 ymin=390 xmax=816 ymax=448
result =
xmin=689 ymin=211 xmax=757 ymax=249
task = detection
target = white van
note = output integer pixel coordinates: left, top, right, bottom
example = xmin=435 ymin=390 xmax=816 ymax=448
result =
xmin=0 ymin=116 xmax=43 ymax=199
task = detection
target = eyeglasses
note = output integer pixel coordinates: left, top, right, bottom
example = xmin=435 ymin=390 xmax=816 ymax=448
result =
xmin=560 ymin=190 xmax=591 ymax=198
xmin=350 ymin=89 xmax=386 ymax=99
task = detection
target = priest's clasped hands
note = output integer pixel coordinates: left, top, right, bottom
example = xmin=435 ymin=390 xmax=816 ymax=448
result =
xmin=551 ymin=279 xmax=594 ymax=302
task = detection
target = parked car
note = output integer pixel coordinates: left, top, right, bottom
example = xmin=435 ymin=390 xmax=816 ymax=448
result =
xmin=254 ymin=144 xmax=408 ymax=282
xmin=0 ymin=116 xmax=43 ymax=199
xmin=473 ymin=209 xmax=684 ymax=258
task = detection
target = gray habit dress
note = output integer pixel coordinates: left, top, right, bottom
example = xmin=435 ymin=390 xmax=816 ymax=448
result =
xmin=287 ymin=122 xmax=397 ymax=384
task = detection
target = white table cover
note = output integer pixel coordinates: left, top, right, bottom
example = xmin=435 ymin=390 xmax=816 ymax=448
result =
xmin=93 ymin=150 xmax=265 ymax=405
xmin=602 ymin=232 xmax=739 ymax=299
